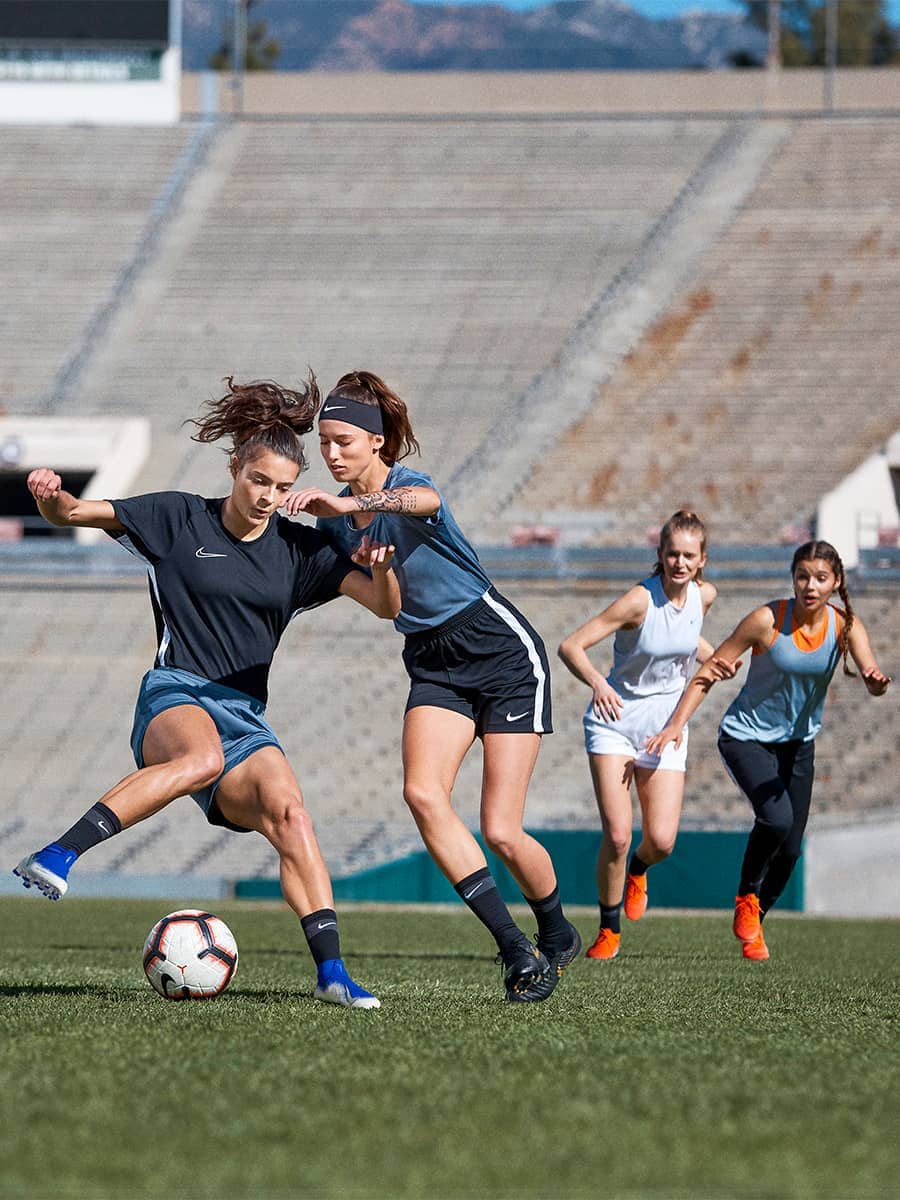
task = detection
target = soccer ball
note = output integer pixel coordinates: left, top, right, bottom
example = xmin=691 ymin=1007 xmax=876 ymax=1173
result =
xmin=143 ymin=909 xmax=238 ymax=1000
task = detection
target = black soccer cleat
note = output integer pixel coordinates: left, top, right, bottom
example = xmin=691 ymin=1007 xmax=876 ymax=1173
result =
xmin=499 ymin=937 xmax=558 ymax=1003
xmin=538 ymin=921 xmax=583 ymax=978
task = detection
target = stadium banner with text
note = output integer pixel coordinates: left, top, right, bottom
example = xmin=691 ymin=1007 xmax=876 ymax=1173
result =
xmin=0 ymin=49 xmax=163 ymax=82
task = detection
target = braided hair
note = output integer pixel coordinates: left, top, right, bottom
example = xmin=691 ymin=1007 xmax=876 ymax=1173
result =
xmin=191 ymin=373 xmax=321 ymax=472
xmin=791 ymin=540 xmax=855 ymax=675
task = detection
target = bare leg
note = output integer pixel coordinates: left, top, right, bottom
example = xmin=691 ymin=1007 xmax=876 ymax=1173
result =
xmin=215 ymin=747 xmax=379 ymax=1007
xmin=632 ymin=766 xmax=685 ymax=867
xmin=14 ymin=705 xmax=226 ymax=900
xmin=480 ymin=732 xmax=555 ymax=900
xmin=588 ymin=754 xmax=635 ymax=905
xmin=98 ymin=704 xmax=226 ymax=827
xmin=214 ymin=746 xmax=333 ymax=919
xmin=402 ymin=706 xmax=483 ymax=881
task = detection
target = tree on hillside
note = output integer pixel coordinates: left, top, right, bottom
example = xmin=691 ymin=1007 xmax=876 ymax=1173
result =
xmin=742 ymin=0 xmax=898 ymax=65
xmin=210 ymin=0 xmax=280 ymax=71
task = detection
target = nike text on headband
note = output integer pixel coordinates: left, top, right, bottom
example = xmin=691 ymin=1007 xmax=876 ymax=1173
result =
xmin=318 ymin=396 xmax=384 ymax=435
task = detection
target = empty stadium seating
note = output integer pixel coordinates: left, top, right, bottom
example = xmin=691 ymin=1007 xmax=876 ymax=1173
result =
xmin=0 ymin=113 xmax=897 ymax=886
xmin=524 ymin=118 xmax=900 ymax=547
xmin=0 ymin=126 xmax=193 ymax=413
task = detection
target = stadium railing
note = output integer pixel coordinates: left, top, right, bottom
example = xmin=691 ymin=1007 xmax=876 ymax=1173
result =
xmin=1 ymin=540 xmax=896 ymax=586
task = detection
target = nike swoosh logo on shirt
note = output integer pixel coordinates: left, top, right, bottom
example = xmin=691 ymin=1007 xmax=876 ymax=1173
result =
xmin=195 ymin=547 xmax=228 ymax=558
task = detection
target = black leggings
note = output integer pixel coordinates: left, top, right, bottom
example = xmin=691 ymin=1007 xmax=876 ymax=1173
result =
xmin=717 ymin=732 xmax=815 ymax=915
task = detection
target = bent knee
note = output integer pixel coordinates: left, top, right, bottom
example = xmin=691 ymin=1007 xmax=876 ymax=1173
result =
xmin=260 ymin=796 xmax=315 ymax=843
xmin=183 ymin=748 xmax=225 ymax=792
xmin=602 ymin=829 xmax=632 ymax=861
xmin=403 ymin=781 xmax=451 ymax=822
xmin=481 ymin=821 xmax=524 ymax=862
xmin=643 ymin=834 xmax=677 ymax=861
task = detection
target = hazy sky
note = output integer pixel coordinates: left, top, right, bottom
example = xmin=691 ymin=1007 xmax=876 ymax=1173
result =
xmin=409 ymin=0 xmax=900 ymax=22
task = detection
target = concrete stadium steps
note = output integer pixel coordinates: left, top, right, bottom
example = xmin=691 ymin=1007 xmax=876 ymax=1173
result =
xmin=66 ymin=118 xmax=726 ymax=497
xmin=0 ymin=126 xmax=194 ymax=413
xmin=2 ymin=578 xmax=895 ymax=884
xmin=521 ymin=117 xmax=900 ymax=545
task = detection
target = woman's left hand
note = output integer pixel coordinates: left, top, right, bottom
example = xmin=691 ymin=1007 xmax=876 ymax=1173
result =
xmin=352 ymin=535 xmax=395 ymax=573
xmin=283 ymin=488 xmax=353 ymax=518
xmin=862 ymin=665 xmax=891 ymax=696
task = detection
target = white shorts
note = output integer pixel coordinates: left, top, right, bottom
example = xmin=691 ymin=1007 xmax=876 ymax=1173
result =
xmin=582 ymin=690 xmax=688 ymax=772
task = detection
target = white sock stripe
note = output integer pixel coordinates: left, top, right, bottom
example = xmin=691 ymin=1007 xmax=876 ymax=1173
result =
xmin=481 ymin=590 xmax=546 ymax=734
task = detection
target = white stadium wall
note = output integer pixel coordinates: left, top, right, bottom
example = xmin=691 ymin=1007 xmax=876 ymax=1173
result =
xmin=0 ymin=0 xmax=180 ymax=125
xmin=817 ymin=435 xmax=900 ymax=569
xmin=0 ymin=45 xmax=180 ymax=125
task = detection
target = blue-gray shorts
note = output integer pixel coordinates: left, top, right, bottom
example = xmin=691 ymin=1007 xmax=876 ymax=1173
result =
xmin=130 ymin=667 xmax=283 ymax=832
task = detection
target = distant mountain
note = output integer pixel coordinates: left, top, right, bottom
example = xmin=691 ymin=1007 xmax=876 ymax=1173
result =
xmin=181 ymin=0 xmax=768 ymax=72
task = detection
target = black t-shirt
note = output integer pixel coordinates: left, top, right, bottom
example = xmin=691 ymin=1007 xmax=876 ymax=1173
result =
xmin=111 ymin=492 xmax=356 ymax=704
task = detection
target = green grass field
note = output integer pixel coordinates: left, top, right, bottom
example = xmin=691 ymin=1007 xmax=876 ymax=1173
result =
xmin=1 ymin=897 xmax=897 ymax=1200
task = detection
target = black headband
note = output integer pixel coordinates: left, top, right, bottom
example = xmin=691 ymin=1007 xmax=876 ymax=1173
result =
xmin=318 ymin=396 xmax=383 ymax=435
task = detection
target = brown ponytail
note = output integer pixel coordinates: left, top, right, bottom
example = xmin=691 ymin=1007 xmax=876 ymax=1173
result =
xmin=326 ymin=371 xmax=420 ymax=465
xmin=190 ymin=373 xmax=320 ymax=472
xmin=791 ymin=540 xmax=855 ymax=675
xmin=652 ymin=510 xmax=709 ymax=581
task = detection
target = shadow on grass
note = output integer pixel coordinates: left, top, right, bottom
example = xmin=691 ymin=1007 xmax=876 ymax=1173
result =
xmin=256 ymin=947 xmax=489 ymax=964
xmin=0 ymin=983 xmax=142 ymax=997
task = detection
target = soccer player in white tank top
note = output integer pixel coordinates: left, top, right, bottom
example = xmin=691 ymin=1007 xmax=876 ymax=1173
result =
xmin=558 ymin=512 xmax=722 ymax=960
xmin=647 ymin=540 xmax=890 ymax=962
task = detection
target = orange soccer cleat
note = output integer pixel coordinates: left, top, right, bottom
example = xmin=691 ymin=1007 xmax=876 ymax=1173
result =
xmin=732 ymin=892 xmax=762 ymax=943
xmin=624 ymin=872 xmax=648 ymax=921
xmin=585 ymin=927 xmax=621 ymax=961
xmin=742 ymin=928 xmax=770 ymax=961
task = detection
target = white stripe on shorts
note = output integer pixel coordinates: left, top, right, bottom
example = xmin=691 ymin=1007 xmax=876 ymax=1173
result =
xmin=481 ymin=589 xmax=546 ymax=734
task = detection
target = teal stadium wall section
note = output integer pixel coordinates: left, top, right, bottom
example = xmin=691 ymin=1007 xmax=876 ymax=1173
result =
xmin=235 ymin=830 xmax=803 ymax=910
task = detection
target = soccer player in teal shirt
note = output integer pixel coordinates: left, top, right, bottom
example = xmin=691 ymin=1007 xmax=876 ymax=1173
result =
xmin=287 ymin=371 xmax=581 ymax=1003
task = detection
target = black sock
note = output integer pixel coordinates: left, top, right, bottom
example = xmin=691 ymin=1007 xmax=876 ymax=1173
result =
xmin=300 ymin=908 xmax=341 ymax=966
xmin=56 ymin=802 xmax=122 ymax=857
xmin=628 ymin=854 xmax=649 ymax=877
xmin=600 ymin=903 xmax=621 ymax=934
xmin=525 ymin=885 xmax=569 ymax=948
xmin=454 ymin=867 xmax=523 ymax=958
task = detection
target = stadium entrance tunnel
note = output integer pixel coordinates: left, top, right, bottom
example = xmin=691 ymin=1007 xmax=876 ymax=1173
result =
xmin=0 ymin=417 xmax=149 ymax=543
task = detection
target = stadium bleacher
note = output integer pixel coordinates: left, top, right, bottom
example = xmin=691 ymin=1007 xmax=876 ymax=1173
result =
xmin=0 ymin=112 xmax=897 ymax=888
xmin=519 ymin=118 xmax=900 ymax=548
xmin=0 ymin=126 xmax=194 ymax=414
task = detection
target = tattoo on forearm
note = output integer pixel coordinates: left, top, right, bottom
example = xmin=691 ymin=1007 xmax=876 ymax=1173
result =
xmin=354 ymin=488 xmax=418 ymax=514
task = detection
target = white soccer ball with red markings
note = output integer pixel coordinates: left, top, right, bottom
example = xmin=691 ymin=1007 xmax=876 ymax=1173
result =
xmin=143 ymin=910 xmax=238 ymax=1000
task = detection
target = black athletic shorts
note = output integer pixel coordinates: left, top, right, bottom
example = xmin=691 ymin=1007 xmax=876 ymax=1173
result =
xmin=402 ymin=588 xmax=552 ymax=735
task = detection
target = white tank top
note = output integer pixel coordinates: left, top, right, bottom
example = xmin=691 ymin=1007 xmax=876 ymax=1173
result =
xmin=607 ymin=575 xmax=704 ymax=699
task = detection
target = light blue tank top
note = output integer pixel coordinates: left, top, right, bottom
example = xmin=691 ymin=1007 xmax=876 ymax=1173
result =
xmin=720 ymin=599 xmax=842 ymax=743
xmin=317 ymin=462 xmax=492 ymax=634
xmin=607 ymin=575 xmax=704 ymax=699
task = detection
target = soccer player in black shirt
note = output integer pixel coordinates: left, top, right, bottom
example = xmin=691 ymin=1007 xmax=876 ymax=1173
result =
xmin=14 ymin=375 xmax=399 ymax=1009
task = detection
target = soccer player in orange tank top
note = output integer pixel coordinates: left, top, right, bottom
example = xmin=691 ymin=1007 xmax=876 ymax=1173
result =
xmin=647 ymin=541 xmax=890 ymax=961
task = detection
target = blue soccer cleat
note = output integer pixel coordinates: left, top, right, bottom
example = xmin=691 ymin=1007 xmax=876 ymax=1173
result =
xmin=314 ymin=959 xmax=381 ymax=1009
xmin=14 ymin=843 xmax=78 ymax=901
